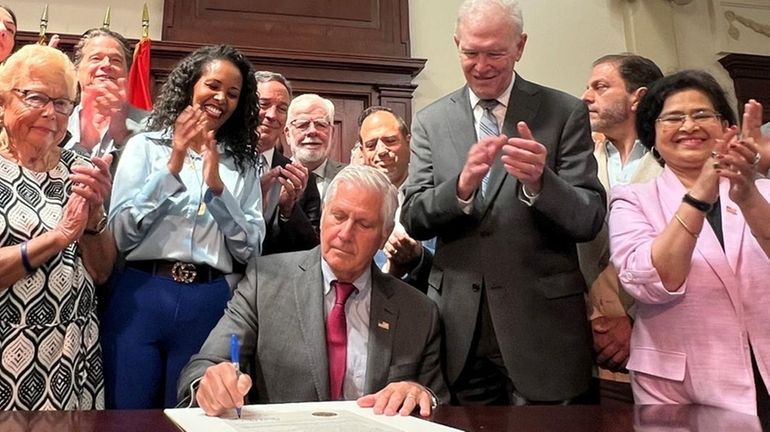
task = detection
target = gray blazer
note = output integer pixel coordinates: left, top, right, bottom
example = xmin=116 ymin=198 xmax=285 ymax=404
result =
xmin=177 ymin=247 xmax=448 ymax=405
xmin=402 ymin=76 xmax=606 ymax=401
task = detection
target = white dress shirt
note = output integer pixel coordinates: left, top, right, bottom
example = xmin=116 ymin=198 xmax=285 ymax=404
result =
xmin=321 ymin=259 xmax=372 ymax=399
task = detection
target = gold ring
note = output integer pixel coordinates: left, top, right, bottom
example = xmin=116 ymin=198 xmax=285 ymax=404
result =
xmin=405 ymin=394 xmax=416 ymax=400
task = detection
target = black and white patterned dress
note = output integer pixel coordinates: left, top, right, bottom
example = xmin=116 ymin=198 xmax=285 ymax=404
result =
xmin=0 ymin=149 xmax=104 ymax=410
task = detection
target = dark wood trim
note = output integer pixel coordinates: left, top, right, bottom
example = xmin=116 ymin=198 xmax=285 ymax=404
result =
xmin=719 ymin=53 xmax=770 ymax=121
xmin=16 ymin=31 xmax=426 ymax=160
xmin=16 ymin=32 xmax=425 ymax=81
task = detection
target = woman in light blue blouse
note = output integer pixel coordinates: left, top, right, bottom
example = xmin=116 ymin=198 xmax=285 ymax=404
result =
xmin=103 ymin=45 xmax=264 ymax=408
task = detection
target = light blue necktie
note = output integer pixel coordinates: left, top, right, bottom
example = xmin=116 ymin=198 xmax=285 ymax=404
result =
xmin=478 ymin=99 xmax=500 ymax=198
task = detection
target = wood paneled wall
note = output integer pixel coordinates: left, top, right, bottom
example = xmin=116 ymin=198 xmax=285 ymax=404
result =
xmin=17 ymin=0 xmax=425 ymax=163
xmin=720 ymin=54 xmax=770 ymax=121
xmin=163 ymin=0 xmax=411 ymax=57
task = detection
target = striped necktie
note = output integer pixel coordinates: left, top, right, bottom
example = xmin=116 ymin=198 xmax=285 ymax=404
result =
xmin=478 ymin=99 xmax=500 ymax=198
xmin=258 ymin=154 xmax=268 ymax=176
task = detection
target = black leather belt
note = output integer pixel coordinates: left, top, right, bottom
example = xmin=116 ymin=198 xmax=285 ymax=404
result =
xmin=127 ymin=260 xmax=223 ymax=284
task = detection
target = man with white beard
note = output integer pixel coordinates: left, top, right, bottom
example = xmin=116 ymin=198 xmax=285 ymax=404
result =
xmin=285 ymin=94 xmax=346 ymax=200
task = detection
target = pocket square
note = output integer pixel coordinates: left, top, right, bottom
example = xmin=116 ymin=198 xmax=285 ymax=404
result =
xmin=378 ymin=321 xmax=390 ymax=330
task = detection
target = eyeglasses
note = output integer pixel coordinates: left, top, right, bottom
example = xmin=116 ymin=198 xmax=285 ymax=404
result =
xmin=11 ymin=89 xmax=76 ymax=116
xmin=289 ymin=118 xmax=331 ymax=132
xmin=656 ymin=110 xmax=722 ymax=129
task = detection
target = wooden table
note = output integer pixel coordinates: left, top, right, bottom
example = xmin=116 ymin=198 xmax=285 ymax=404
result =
xmin=0 ymin=404 xmax=765 ymax=431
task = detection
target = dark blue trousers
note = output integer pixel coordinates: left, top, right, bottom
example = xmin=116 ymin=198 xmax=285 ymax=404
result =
xmin=100 ymin=267 xmax=229 ymax=408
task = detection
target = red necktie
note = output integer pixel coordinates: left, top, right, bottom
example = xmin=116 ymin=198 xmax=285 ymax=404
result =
xmin=326 ymin=280 xmax=357 ymax=400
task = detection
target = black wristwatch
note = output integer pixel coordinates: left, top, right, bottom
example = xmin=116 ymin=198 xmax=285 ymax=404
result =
xmin=682 ymin=193 xmax=713 ymax=213
xmin=84 ymin=213 xmax=108 ymax=235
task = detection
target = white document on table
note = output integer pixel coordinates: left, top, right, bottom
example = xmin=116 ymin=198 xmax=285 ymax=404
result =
xmin=164 ymin=400 xmax=463 ymax=432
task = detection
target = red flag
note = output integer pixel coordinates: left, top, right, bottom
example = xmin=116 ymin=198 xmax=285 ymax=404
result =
xmin=127 ymin=38 xmax=153 ymax=111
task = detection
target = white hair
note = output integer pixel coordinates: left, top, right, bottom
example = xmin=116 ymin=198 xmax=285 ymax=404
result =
xmin=324 ymin=165 xmax=398 ymax=236
xmin=287 ymin=93 xmax=335 ymax=124
xmin=455 ymin=0 xmax=524 ymax=35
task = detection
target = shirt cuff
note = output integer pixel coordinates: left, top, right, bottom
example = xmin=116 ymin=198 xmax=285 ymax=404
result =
xmin=186 ymin=376 xmax=204 ymax=408
xmin=518 ymin=184 xmax=540 ymax=206
xmin=457 ymin=193 xmax=475 ymax=215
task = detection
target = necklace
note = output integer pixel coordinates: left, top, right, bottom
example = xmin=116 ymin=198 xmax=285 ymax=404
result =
xmin=185 ymin=151 xmax=207 ymax=216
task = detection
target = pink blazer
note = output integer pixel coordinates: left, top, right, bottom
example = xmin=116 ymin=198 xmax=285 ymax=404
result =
xmin=609 ymin=167 xmax=770 ymax=415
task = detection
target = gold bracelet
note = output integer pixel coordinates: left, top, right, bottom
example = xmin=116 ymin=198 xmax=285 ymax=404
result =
xmin=674 ymin=213 xmax=698 ymax=239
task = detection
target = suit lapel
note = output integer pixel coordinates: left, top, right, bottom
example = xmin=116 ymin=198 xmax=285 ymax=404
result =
xmin=719 ymin=182 xmax=746 ymax=275
xmin=629 ymin=152 xmax=663 ymax=184
xmin=594 ymin=142 xmax=611 ymax=194
xmin=293 ymin=249 xmax=331 ymax=400
xmin=364 ymin=266 xmax=398 ymax=394
xmin=446 ymin=87 xmax=479 ymax=167
xmin=481 ymin=77 xmax=539 ymax=215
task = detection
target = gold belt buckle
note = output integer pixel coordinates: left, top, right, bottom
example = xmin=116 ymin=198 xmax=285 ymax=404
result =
xmin=171 ymin=262 xmax=197 ymax=284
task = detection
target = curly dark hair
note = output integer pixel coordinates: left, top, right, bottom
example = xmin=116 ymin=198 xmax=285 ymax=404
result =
xmin=636 ymin=69 xmax=737 ymax=166
xmin=148 ymin=45 xmax=258 ymax=172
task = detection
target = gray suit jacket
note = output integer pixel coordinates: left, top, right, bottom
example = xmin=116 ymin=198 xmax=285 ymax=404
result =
xmin=177 ymin=247 xmax=448 ymax=405
xmin=402 ymin=76 xmax=606 ymax=401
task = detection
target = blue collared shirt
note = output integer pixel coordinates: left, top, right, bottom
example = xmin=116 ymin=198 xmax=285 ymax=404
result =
xmin=604 ymin=139 xmax=649 ymax=189
xmin=108 ymin=129 xmax=264 ymax=272
xmin=321 ymin=259 xmax=372 ymax=399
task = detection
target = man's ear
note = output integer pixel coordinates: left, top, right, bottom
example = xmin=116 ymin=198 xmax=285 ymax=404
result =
xmin=631 ymin=87 xmax=647 ymax=112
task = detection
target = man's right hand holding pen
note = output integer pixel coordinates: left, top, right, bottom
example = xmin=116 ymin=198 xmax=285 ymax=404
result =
xmin=196 ymin=362 xmax=252 ymax=417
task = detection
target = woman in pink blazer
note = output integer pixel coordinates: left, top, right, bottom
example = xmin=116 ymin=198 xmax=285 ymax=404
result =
xmin=609 ymin=70 xmax=770 ymax=416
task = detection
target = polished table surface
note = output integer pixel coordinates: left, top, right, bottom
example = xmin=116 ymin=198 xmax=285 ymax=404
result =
xmin=0 ymin=404 xmax=766 ymax=431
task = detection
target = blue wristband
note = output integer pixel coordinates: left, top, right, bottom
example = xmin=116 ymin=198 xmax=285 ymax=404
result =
xmin=20 ymin=241 xmax=34 ymax=274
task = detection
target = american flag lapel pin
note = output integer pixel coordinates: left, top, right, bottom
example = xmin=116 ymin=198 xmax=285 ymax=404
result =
xmin=378 ymin=321 xmax=390 ymax=330
xmin=726 ymin=206 xmax=737 ymax=215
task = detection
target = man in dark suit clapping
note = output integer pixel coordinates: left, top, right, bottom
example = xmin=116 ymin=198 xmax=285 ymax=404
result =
xmin=401 ymin=0 xmax=606 ymax=405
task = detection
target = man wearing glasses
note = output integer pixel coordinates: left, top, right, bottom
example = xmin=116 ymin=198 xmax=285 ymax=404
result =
xmin=285 ymin=93 xmax=346 ymax=200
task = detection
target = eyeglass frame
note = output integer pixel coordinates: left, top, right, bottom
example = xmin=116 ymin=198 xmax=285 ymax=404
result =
xmin=10 ymin=88 xmax=77 ymax=116
xmin=655 ymin=110 xmax=722 ymax=129
xmin=289 ymin=118 xmax=332 ymax=132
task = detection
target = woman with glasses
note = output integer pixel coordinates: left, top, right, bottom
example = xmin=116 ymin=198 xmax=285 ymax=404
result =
xmin=0 ymin=45 xmax=115 ymax=409
xmin=103 ymin=45 xmax=264 ymax=409
xmin=609 ymin=70 xmax=770 ymax=415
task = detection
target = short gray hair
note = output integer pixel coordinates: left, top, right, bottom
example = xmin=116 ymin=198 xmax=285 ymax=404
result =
xmin=287 ymin=93 xmax=335 ymax=124
xmin=254 ymin=70 xmax=293 ymax=98
xmin=324 ymin=165 xmax=398 ymax=236
xmin=456 ymin=0 xmax=523 ymax=35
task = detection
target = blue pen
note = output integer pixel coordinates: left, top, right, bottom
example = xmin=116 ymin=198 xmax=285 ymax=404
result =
xmin=230 ymin=333 xmax=242 ymax=418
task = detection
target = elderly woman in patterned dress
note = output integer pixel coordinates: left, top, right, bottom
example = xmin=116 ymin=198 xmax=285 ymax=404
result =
xmin=0 ymin=44 xmax=114 ymax=409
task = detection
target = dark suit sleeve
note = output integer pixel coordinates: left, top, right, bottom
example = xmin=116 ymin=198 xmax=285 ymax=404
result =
xmin=402 ymin=246 xmax=433 ymax=294
xmin=418 ymin=299 xmax=450 ymax=404
xmin=402 ymin=113 xmax=480 ymax=241
xmin=300 ymin=172 xmax=322 ymax=233
xmin=176 ymin=259 xmax=260 ymax=406
xmin=529 ymin=100 xmax=606 ymax=242
xmin=261 ymin=173 xmax=321 ymax=255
